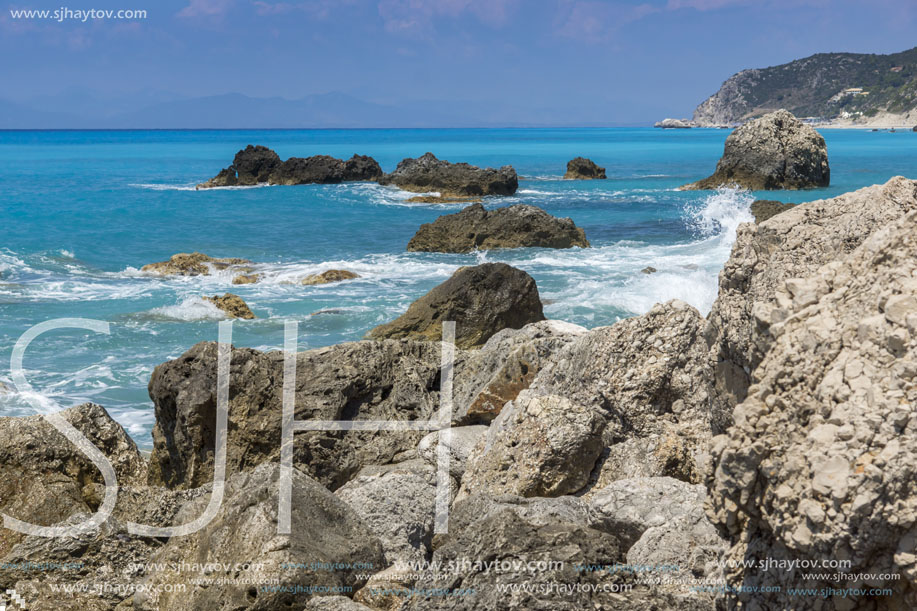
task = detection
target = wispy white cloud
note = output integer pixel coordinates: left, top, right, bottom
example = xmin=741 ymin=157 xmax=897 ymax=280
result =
xmin=177 ymin=0 xmax=234 ymax=18
xmin=555 ymin=1 xmax=659 ymax=43
xmin=377 ymin=0 xmax=519 ymax=36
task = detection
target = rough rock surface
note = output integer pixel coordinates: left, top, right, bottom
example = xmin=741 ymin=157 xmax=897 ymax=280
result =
xmin=406 ymin=203 xmax=590 ymax=253
xmin=0 ymin=403 xmax=146 ymax=557
xmin=460 ymin=300 xmax=718 ymax=500
xmin=307 ymin=597 xmax=373 ymax=611
xmin=452 ymin=320 xmax=588 ymax=424
xmin=196 ymin=146 xmax=382 ymax=188
xmin=135 ymin=463 xmax=385 ymax=610
xmin=196 ymin=144 xmax=282 ymax=188
xmin=750 ymin=199 xmax=797 ymax=223
xmin=707 ymin=210 xmax=917 ymax=609
xmin=232 ymin=273 xmax=260 ymax=285
xmin=379 ymin=152 xmax=518 ymax=196
xmin=706 ymin=177 xmax=917 ymax=420
xmin=682 ymin=110 xmax=829 ymax=190
xmin=302 ymin=269 xmax=361 ymax=285
xmin=366 ymin=263 xmax=546 ymax=349
xmin=335 ymin=461 xmax=437 ymax=564
xmin=141 ymin=252 xmax=249 ymax=276
xmin=203 ymin=292 xmax=256 ymax=319
xmin=268 ymin=154 xmax=383 ymax=185
xmin=147 ymin=339 xmax=446 ymax=491
xmin=564 ymin=157 xmax=606 ymax=179
xmin=416 ymin=426 xmax=488 ymax=478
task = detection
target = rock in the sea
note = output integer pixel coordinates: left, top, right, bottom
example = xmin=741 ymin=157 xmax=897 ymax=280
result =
xmin=302 ymin=269 xmax=360 ymax=285
xmin=640 ymin=266 xmax=657 ymax=274
xmin=197 ymin=146 xmax=382 ymax=188
xmin=203 ymin=292 xmax=255 ymax=319
xmin=147 ymin=339 xmax=446 ymax=490
xmin=0 ymin=403 xmax=146 ymax=557
xmin=682 ymin=110 xmax=829 ymax=190
xmin=366 ymin=263 xmax=546 ymax=349
xmin=135 ymin=463 xmax=385 ymax=610
xmin=750 ymin=199 xmax=796 ymax=223
xmin=268 ymin=154 xmax=383 ymax=185
xmin=406 ymin=203 xmax=590 ymax=253
xmin=706 ymin=176 xmax=917 ymax=419
xmin=654 ymin=118 xmax=695 ymax=128
xmin=197 ymin=144 xmax=282 ymax=188
xmin=379 ymin=152 xmax=518 ymax=196
xmin=405 ymin=195 xmax=482 ymax=204
xmin=707 ymin=209 xmax=917 ymax=609
xmin=564 ymin=157 xmax=606 ymax=179
xmin=141 ymin=252 xmax=249 ymax=276
xmin=231 ymin=272 xmax=260 ymax=285
xmin=460 ymin=300 xmax=718 ymax=500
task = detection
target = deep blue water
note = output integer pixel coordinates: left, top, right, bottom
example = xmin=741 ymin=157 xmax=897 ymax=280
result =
xmin=2 ymin=127 xmax=915 ymax=446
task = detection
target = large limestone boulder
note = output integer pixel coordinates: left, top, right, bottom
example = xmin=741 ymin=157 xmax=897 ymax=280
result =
xmin=460 ymin=300 xmax=717 ymax=500
xmin=682 ymin=110 xmax=829 ymax=190
xmin=706 ymin=177 xmax=917 ymax=420
xmin=379 ymin=152 xmax=518 ymax=196
xmin=197 ymin=144 xmax=282 ymax=188
xmin=707 ymin=209 xmax=917 ymax=609
xmin=564 ymin=157 xmax=606 ymax=179
xmin=141 ymin=251 xmax=250 ymax=276
xmin=203 ymin=292 xmax=256 ymax=319
xmin=0 ymin=403 xmax=146 ymax=557
xmin=366 ymin=263 xmax=546 ymax=349
xmin=406 ymin=203 xmax=590 ymax=253
xmin=147 ymin=339 xmax=445 ymax=491
xmin=135 ymin=463 xmax=385 ymax=610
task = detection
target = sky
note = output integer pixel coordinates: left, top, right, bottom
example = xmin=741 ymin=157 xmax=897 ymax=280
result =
xmin=1 ymin=0 xmax=916 ymax=126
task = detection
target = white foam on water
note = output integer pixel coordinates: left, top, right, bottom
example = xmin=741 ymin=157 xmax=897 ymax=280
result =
xmin=131 ymin=182 xmax=273 ymax=191
xmin=149 ymin=296 xmax=227 ymax=321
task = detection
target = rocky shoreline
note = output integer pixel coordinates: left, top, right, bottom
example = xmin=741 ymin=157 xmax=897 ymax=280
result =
xmin=1 ymin=174 xmax=915 ymax=610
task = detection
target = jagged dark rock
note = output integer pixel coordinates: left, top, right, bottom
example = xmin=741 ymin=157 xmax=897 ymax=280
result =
xmin=406 ymin=203 xmax=590 ymax=253
xmin=366 ymin=263 xmax=546 ymax=349
xmin=379 ymin=152 xmax=518 ymax=196
xmin=750 ymin=199 xmax=797 ymax=223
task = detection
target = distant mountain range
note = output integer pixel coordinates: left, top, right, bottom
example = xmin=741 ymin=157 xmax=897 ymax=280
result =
xmin=0 ymin=90 xmax=636 ymax=129
xmin=692 ymin=46 xmax=917 ymax=126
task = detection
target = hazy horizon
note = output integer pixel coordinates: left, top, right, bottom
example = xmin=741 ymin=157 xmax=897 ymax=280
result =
xmin=2 ymin=0 xmax=916 ymax=128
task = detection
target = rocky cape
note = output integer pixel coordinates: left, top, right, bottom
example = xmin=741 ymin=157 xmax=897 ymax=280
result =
xmin=682 ymin=110 xmax=829 ymax=190
xmin=2 ymin=178 xmax=917 ymax=610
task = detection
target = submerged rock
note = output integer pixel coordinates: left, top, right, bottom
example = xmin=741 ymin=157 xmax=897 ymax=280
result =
xmin=405 ymin=195 xmax=482 ymax=204
xmin=135 ymin=463 xmax=385 ymax=610
xmin=406 ymin=203 xmax=590 ymax=253
xmin=564 ymin=156 xmax=606 ymax=179
xmin=231 ymin=272 xmax=260 ymax=285
xmin=302 ymin=269 xmax=360 ymax=285
xmin=379 ymin=152 xmax=518 ymax=196
xmin=366 ymin=263 xmax=546 ymax=349
xmin=749 ymin=199 xmax=796 ymax=223
xmin=707 ymin=209 xmax=917 ymax=609
xmin=203 ymin=292 xmax=255 ymax=319
xmin=141 ymin=252 xmax=249 ymax=276
xmin=641 ymin=266 xmax=657 ymax=274
xmin=706 ymin=176 xmax=917 ymax=420
xmin=682 ymin=110 xmax=829 ymax=190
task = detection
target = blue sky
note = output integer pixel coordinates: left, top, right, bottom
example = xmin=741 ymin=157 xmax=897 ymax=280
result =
xmin=2 ymin=0 xmax=916 ymax=125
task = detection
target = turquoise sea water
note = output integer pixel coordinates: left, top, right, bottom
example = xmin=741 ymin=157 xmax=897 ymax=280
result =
xmin=1 ymin=127 xmax=916 ymax=447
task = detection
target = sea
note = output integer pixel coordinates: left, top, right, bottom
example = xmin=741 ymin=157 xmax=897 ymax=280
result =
xmin=1 ymin=127 xmax=915 ymax=448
